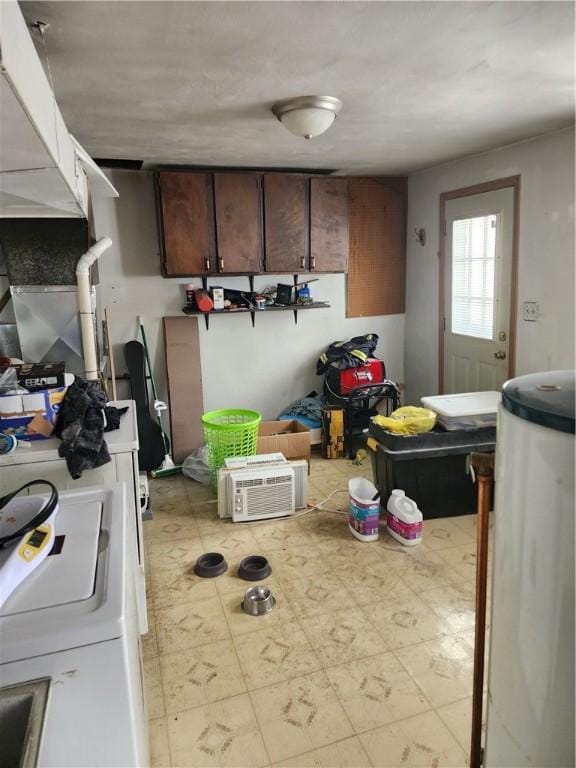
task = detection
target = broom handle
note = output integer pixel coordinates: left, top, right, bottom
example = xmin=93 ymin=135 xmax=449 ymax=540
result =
xmin=138 ymin=317 xmax=169 ymax=455
xmin=470 ymin=452 xmax=495 ymax=768
xmin=138 ymin=316 xmax=159 ymax=402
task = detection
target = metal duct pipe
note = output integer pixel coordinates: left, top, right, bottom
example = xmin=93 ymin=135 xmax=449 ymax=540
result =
xmin=76 ymin=237 xmax=112 ymax=380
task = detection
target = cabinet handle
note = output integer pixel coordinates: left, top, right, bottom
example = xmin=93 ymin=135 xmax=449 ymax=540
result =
xmin=311 ymin=255 xmax=316 ymax=270
xmin=219 ymin=257 xmax=224 ymax=271
xmin=300 ymin=256 xmax=306 ymax=270
xmin=205 ymin=258 xmax=210 ymax=272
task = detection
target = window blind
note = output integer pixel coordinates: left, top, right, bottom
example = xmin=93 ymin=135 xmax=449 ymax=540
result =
xmin=451 ymin=214 xmax=497 ymax=340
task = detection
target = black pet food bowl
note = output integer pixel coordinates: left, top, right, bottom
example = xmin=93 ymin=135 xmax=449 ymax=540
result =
xmin=194 ymin=552 xmax=228 ymax=578
xmin=238 ymin=555 xmax=272 ymax=582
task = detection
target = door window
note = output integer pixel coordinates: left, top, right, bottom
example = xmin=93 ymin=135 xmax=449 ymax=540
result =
xmin=451 ymin=214 xmax=497 ymax=340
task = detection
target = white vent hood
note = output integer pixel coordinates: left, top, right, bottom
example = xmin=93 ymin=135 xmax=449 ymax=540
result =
xmin=0 ymin=1 xmax=118 ymax=217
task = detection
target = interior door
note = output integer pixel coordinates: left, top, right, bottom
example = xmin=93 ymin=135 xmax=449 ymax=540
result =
xmin=443 ymin=187 xmax=514 ymax=393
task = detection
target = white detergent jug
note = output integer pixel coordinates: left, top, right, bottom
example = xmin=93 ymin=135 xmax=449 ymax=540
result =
xmin=386 ymin=489 xmax=422 ymax=546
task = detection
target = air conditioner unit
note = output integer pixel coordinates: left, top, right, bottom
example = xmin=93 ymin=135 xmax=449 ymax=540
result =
xmin=218 ymin=459 xmax=308 ymax=519
xmin=228 ymin=466 xmax=295 ymax=523
xmin=224 ymin=453 xmax=287 ymax=469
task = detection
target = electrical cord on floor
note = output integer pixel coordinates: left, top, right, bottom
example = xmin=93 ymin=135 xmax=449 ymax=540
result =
xmin=178 ymin=485 xmax=409 ymax=550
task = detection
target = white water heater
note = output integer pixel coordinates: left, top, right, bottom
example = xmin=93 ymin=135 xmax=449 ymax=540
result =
xmin=485 ymin=371 xmax=574 ymax=767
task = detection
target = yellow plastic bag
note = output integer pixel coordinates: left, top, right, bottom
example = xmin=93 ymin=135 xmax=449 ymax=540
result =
xmin=373 ymin=406 xmax=436 ymax=436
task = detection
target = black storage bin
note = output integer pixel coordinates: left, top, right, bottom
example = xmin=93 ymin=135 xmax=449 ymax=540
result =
xmin=367 ymin=423 xmax=496 ymax=519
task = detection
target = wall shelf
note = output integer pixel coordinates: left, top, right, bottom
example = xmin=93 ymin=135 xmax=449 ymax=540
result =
xmin=182 ymin=301 xmax=331 ymax=329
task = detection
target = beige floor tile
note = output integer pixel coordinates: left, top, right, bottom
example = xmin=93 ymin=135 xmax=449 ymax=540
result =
xmin=298 ymin=511 xmax=351 ymax=541
xmin=437 ymin=543 xmax=478 ymax=581
xmin=437 ymin=694 xmax=487 ymax=752
xmin=214 ymin=572 xmax=280 ymax=598
xmin=326 ymin=652 xmax=431 ymax=733
xmin=300 ymin=607 xmax=385 ymax=667
xmin=184 ymin=480 xmax=217 ymax=503
xmin=345 ymin=568 xmax=413 ymax=607
xmin=422 ymin=519 xmax=475 ymax=551
xmin=283 ymin=571 xmax=354 ymax=617
xmin=251 ymin=671 xmax=354 ymax=764
xmin=450 ymin=512 xmax=493 ymax=537
xmin=369 ymin=591 xmax=446 ymax=650
xmin=395 ymin=636 xmax=474 ymax=708
xmin=156 ymin=597 xmax=230 ymax=654
xmin=420 ymin=585 xmax=476 ymax=634
xmin=253 ymin=519 xmax=314 ymax=551
xmin=147 ymin=537 xmax=205 ymax=572
xmin=322 ymin=544 xmax=382 ymax=577
xmin=143 ymin=513 xmax=201 ymax=543
xmin=200 ymin=525 xmax=261 ymax=560
xmin=144 ymin=656 xmax=165 ymax=720
xmin=149 ymin=717 xmax=172 ymax=768
xmin=272 ymin=545 xmax=331 ymax=581
xmin=359 ymin=710 xmax=468 ymax=767
xmin=220 ymin=583 xmax=297 ymax=637
xmin=393 ymin=550 xmax=463 ymax=593
xmin=150 ymin=563 xmax=218 ymax=609
xmin=161 ymin=639 xmax=246 ymax=714
xmin=167 ymin=693 xmax=269 ymax=768
xmin=274 ymin=736 xmax=372 ymax=767
xmin=142 ymin=610 xmax=159 ymax=659
xmin=234 ymin=623 xmax=320 ymax=690
xmin=372 ymin=533 xmax=433 ymax=569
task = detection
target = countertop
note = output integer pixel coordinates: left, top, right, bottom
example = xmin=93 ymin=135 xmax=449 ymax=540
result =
xmin=0 ymin=400 xmax=138 ymax=466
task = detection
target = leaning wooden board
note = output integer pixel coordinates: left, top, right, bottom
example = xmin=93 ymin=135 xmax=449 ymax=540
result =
xmin=163 ymin=316 xmax=204 ymax=463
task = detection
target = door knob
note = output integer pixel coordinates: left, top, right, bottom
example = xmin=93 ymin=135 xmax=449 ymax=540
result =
xmin=494 ymin=350 xmax=506 ymax=360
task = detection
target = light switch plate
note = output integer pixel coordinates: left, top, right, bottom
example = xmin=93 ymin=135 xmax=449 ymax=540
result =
xmin=522 ymin=301 xmax=539 ymax=321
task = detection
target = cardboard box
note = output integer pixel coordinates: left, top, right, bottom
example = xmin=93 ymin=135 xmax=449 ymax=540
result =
xmin=257 ymin=420 xmax=311 ymax=464
xmin=0 ymin=387 xmax=66 ymax=440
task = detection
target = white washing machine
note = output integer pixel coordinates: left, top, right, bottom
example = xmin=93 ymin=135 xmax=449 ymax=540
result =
xmin=0 ymin=485 xmax=149 ymax=767
xmin=485 ymin=370 xmax=575 ymax=767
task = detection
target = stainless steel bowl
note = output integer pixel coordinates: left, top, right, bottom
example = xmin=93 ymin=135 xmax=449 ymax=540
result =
xmin=241 ymin=586 xmax=276 ymax=616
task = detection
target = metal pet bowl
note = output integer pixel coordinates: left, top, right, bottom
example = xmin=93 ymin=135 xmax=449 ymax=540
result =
xmin=241 ymin=586 xmax=276 ymax=616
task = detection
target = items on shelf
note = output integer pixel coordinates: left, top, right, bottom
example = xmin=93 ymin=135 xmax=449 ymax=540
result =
xmin=181 ymin=275 xmax=330 ymax=328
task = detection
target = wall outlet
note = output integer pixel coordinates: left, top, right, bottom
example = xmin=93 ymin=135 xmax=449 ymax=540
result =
xmin=522 ymin=301 xmax=540 ymax=321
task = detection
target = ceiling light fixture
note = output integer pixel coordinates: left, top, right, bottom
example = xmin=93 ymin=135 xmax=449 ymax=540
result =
xmin=272 ymin=95 xmax=342 ymax=140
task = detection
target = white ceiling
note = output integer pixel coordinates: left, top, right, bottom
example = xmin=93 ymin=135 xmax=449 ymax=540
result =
xmin=21 ymin=0 xmax=575 ymax=174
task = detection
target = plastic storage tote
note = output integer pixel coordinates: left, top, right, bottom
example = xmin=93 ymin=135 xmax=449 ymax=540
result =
xmin=421 ymin=391 xmax=500 ymax=431
xmin=366 ymin=423 xmax=496 ymax=519
xmin=201 ymin=409 xmax=261 ymax=487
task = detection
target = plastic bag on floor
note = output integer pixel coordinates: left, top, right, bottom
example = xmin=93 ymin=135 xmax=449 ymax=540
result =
xmin=182 ymin=446 xmax=211 ymax=485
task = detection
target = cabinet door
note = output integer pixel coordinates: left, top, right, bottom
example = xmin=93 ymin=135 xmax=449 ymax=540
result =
xmin=310 ymin=178 xmax=349 ymax=272
xmin=214 ymin=173 xmax=262 ymax=273
xmin=158 ymin=172 xmax=216 ymax=276
xmin=263 ymin=174 xmax=309 ymax=273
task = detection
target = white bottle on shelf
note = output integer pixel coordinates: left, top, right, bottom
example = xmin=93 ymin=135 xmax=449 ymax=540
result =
xmin=386 ymin=489 xmax=423 ymax=546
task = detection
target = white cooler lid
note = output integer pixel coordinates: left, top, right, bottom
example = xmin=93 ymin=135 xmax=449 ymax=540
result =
xmin=421 ymin=391 xmax=501 ymax=417
xmin=0 ymin=500 xmax=103 ymax=616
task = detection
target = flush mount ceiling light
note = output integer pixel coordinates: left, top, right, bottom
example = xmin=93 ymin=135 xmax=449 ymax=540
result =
xmin=272 ymin=95 xmax=343 ymax=140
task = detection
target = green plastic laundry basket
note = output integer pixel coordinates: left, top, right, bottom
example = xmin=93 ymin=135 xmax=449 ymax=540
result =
xmin=201 ymin=408 xmax=261 ymax=487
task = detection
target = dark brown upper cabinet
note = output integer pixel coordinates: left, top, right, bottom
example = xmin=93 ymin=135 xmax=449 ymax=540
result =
xmin=310 ymin=177 xmax=349 ymax=273
xmin=157 ymin=172 xmax=216 ymax=276
xmin=263 ymin=174 xmax=309 ymax=273
xmin=213 ymin=173 xmax=262 ymax=273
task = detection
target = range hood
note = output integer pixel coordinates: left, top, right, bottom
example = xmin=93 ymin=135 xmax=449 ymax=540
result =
xmin=0 ymin=1 xmax=118 ymax=217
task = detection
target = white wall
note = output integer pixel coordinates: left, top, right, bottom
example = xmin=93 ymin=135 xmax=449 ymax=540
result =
xmin=93 ymin=170 xmax=404 ymax=421
xmin=405 ymin=127 xmax=575 ymax=404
